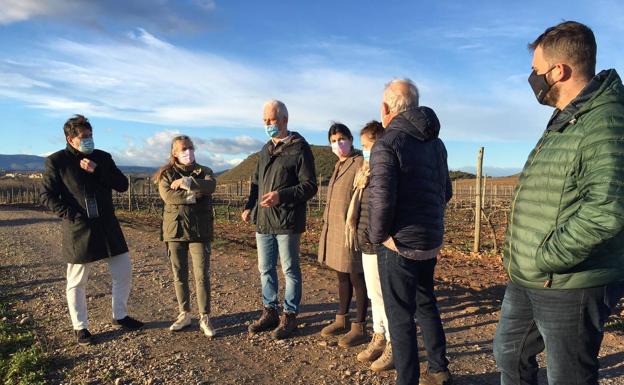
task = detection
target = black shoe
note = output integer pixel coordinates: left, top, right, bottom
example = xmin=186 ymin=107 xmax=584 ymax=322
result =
xmin=112 ymin=316 xmax=144 ymax=330
xmin=75 ymin=329 xmax=93 ymax=346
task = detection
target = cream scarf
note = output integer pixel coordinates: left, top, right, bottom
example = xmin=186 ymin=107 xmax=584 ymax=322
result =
xmin=345 ymin=162 xmax=370 ymax=250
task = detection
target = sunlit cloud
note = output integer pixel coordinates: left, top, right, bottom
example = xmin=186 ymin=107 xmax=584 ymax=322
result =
xmin=112 ymin=129 xmax=261 ymax=171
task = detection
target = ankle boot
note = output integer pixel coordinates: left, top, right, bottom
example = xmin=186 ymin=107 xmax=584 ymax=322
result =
xmin=370 ymin=341 xmax=394 ymax=372
xmin=338 ymin=321 xmax=368 ymax=347
xmin=271 ymin=312 xmax=298 ymax=340
xmin=320 ymin=313 xmax=349 ymax=337
xmin=248 ymin=307 xmax=279 ymax=334
xmin=357 ymin=332 xmax=386 ymax=362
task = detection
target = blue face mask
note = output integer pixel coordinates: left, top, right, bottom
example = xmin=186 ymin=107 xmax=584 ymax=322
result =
xmin=362 ymin=149 xmax=371 ymax=162
xmin=79 ymin=137 xmax=94 ymax=154
xmin=265 ymin=124 xmax=280 ymax=138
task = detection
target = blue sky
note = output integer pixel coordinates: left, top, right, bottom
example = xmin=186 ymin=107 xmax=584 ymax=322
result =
xmin=1 ymin=0 xmax=623 ymax=175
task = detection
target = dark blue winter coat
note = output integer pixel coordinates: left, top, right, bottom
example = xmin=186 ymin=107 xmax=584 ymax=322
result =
xmin=368 ymin=107 xmax=452 ymax=251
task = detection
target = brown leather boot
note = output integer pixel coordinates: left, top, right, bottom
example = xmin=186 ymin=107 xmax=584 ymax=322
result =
xmin=248 ymin=307 xmax=279 ymax=334
xmin=338 ymin=321 xmax=368 ymax=347
xmin=320 ymin=313 xmax=349 ymax=337
xmin=271 ymin=312 xmax=297 ymax=340
xmin=370 ymin=341 xmax=394 ymax=372
xmin=357 ymin=332 xmax=386 ymax=362
xmin=419 ymin=368 xmax=453 ymax=385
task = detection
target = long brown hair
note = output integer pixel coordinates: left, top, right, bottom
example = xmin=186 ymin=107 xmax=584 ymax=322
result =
xmin=153 ymin=135 xmax=195 ymax=182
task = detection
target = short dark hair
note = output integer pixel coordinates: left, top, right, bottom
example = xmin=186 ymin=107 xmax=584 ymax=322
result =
xmin=327 ymin=122 xmax=353 ymax=142
xmin=529 ymin=21 xmax=596 ymax=80
xmin=63 ymin=114 xmax=92 ymax=138
xmin=360 ymin=120 xmax=384 ymax=141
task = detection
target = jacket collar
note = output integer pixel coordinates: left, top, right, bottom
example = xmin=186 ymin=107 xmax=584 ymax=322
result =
xmin=66 ymin=143 xmax=88 ymax=158
xmin=173 ymin=162 xmax=203 ymax=177
xmin=386 ymin=106 xmax=441 ymax=141
xmin=546 ymin=69 xmax=611 ymax=133
xmin=268 ymin=131 xmax=305 ymax=156
xmin=334 ymin=150 xmax=362 ymax=181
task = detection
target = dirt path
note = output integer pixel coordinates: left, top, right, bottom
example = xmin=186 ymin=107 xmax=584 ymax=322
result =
xmin=1 ymin=206 xmax=623 ymax=385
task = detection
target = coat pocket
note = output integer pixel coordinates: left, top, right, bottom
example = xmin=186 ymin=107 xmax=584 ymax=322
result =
xmin=163 ymin=206 xmax=183 ymax=239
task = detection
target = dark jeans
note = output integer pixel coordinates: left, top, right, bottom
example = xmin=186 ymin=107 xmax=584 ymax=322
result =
xmin=493 ymin=281 xmax=624 ymax=385
xmin=378 ymin=245 xmax=449 ymax=385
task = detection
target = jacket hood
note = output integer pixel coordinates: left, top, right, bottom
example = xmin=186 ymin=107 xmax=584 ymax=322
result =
xmin=387 ymin=106 xmax=441 ymax=141
xmin=548 ymin=69 xmax=624 ymax=132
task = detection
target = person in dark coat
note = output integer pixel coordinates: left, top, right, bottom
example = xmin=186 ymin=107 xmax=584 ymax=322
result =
xmin=369 ymin=80 xmax=453 ymax=385
xmin=317 ymin=123 xmax=368 ymax=348
xmin=242 ymin=99 xmax=317 ymax=340
xmin=40 ymin=115 xmax=143 ymax=346
xmin=155 ymin=135 xmax=217 ymax=337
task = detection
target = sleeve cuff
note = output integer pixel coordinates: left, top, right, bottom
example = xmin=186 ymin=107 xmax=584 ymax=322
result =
xmin=181 ymin=176 xmax=192 ymax=190
xmin=185 ymin=191 xmax=196 ymax=204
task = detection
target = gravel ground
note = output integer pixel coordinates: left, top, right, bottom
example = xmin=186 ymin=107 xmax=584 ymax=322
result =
xmin=0 ymin=206 xmax=623 ymax=385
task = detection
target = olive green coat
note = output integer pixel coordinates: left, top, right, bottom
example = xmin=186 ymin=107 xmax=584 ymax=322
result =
xmin=503 ymin=69 xmax=624 ymax=289
xmin=318 ymin=151 xmax=364 ymax=273
xmin=159 ymin=163 xmax=216 ymax=242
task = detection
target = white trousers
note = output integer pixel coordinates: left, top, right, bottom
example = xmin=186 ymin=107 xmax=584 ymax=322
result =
xmin=362 ymin=252 xmax=391 ymax=340
xmin=66 ymin=252 xmax=132 ymax=330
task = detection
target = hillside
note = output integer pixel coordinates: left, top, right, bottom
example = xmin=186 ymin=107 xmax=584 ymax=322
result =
xmin=0 ymin=154 xmax=45 ymax=171
xmin=217 ymin=146 xmax=477 ymax=185
xmin=449 ymin=170 xmax=476 ymax=180
xmin=217 ymin=145 xmax=336 ymax=184
xmin=0 ymin=154 xmax=156 ymax=175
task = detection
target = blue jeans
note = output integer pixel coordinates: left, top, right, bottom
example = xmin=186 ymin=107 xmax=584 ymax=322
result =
xmin=378 ymin=245 xmax=449 ymax=385
xmin=494 ymin=281 xmax=624 ymax=385
xmin=255 ymin=233 xmax=302 ymax=314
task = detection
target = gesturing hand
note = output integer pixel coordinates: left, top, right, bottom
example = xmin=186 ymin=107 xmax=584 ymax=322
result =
xmin=170 ymin=178 xmax=190 ymax=191
xmin=80 ymin=158 xmax=97 ymax=173
xmin=260 ymin=191 xmax=280 ymax=207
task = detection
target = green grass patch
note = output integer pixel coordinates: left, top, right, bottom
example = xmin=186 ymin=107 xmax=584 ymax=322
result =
xmin=0 ymin=301 xmax=50 ymax=385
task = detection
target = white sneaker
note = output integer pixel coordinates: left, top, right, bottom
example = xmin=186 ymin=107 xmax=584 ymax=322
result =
xmin=169 ymin=312 xmax=192 ymax=331
xmin=199 ymin=314 xmax=216 ymax=337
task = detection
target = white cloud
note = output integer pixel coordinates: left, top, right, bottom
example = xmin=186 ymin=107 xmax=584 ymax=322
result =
xmin=0 ymin=26 xmax=567 ymax=148
xmin=112 ymin=129 xmax=257 ymax=171
xmin=0 ymin=0 xmax=217 ymax=31
xmin=194 ymin=0 xmax=216 ymax=11
xmin=0 ymin=0 xmax=54 ymax=24
xmin=127 ymin=28 xmax=173 ymax=50
xmin=195 ymin=136 xmax=264 ymax=155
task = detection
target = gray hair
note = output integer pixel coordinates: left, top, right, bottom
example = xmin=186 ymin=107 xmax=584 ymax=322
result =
xmin=383 ymin=78 xmax=419 ymax=114
xmin=263 ymin=99 xmax=289 ymax=119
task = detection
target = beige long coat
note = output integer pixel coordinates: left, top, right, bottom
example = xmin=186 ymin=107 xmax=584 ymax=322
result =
xmin=318 ymin=151 xmax=363 ymax=273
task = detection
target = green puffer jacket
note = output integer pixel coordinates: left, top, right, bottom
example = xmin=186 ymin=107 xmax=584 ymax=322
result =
xmin=158 ymin=163 xmax=216 ymax=242
xmin=503 ymin=69 xmax=624 ymax=289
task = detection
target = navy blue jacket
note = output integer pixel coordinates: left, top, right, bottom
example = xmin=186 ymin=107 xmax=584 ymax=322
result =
xmin=368 ymin=107 xmax=452 ymax=251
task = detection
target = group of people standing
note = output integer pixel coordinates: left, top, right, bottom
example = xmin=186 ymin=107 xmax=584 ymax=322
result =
xmin=40 ymin=20 xmax=624 ymax=385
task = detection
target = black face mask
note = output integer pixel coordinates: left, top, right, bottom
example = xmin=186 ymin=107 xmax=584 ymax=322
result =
xmin=528 ymin=66 xmax=556 ymax=105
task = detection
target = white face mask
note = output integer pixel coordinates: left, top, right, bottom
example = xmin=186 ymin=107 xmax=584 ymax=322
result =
xmin=177 ymin=149 xmax=195 ymax=165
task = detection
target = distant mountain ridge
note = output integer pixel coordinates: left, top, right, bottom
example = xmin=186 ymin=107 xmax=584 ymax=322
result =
xmin=0 ymin=154 xmax=45 ymax=171
xmin=217 ymin=145 xmax=336 ymax=184
xmin=0 ymin=154 xmax=156 ymax=174
xmin=216 ymin=146 xmax=478 ymax=185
